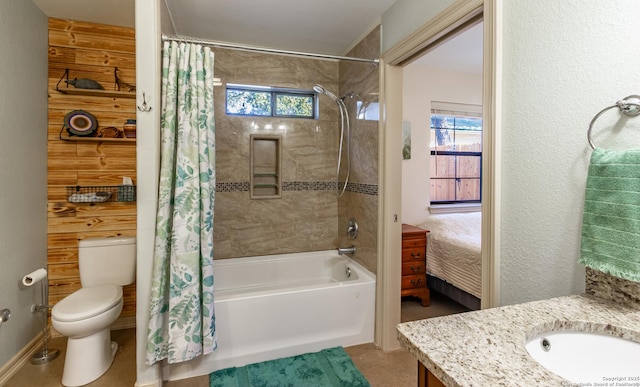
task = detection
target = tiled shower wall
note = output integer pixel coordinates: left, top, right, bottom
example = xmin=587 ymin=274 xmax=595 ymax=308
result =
xmin=338 ymin=26 xmax=381 ymax=272
xmin=213 ymin=47 xmax=341 ymax=258
xmin=213 ymin=28 xmax=381 ymax=269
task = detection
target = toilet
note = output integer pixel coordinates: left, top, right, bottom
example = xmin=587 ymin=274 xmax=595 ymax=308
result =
xmin=52 ymin=236 xmax=136 ymax=387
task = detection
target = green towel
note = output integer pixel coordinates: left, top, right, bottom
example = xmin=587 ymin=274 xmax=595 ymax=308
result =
xmin=579 ymin=148 xmax=640 ymax=282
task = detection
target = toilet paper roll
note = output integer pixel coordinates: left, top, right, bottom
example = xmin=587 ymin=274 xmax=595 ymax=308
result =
xmin=22 ymin=268 xmax=47 ymax=287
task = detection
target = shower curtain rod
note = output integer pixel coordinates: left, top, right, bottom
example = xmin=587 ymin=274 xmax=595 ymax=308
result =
xmin=162 ymin=34 xmax=380 ymax=65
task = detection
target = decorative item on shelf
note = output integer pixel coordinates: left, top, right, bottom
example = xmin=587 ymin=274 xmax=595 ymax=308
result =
xmin=98 ymin=126 xmax=123 ymax=138
xmin=64 ymin=77 xmax=104 ymax=90
xmin=66 ymin=184 xmax=137 ymax=203
xmin=114 ymin=67 xmax=136 ymax=92
xmin=68 ymin=190 xmax=112 ymax=203
xmin=123 ymin=119 xmax=136 ymax=138
xmin=64 ymin=110 xmax=98 ymax=136
xmin=118 ymin=177 xmax=136 ymax=202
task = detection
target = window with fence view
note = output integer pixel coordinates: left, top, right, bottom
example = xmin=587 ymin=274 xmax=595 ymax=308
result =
xmin=430 ymin=103 xmax=482 ymax=204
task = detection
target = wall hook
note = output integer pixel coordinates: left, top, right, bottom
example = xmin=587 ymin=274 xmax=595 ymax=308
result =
xmin=137 ymin=92 xmax=152 ymax=112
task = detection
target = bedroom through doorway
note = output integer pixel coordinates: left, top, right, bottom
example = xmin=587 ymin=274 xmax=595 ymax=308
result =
xmin=399 ymin=17 xmax=484 ymax=323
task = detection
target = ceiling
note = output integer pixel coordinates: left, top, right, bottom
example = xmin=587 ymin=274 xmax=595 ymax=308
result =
xmin=32 ymin=0 xmax=135 ymax=30
xmin=32 ymin=0 xmax=395 ymax=56
xmin=32 ymin=0 xmax=481 ymax=72
xmin=163 ymin=0 xmax=397 ymax=56
xmin=412 ymin=22 xmax=483 ymax=74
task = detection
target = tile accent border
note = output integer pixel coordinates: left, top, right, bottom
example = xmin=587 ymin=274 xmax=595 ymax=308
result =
xmin=216 ymin=181 xmax=378 ymax=196
xmin=345 ymin=182 xmax=378 ymax=196
xmin=216 ymin=182 xmax=250 ymax=192
xmin=283 ymin=181 xmax=337 ymax=191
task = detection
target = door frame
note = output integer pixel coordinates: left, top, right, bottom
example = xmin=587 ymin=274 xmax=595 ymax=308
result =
xmin=375 ymin=0 xmax=501 ymax=350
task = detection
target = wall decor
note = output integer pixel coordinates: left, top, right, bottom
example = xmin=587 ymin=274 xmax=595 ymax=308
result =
xmin=402 ymin=120 xmax=411 ymax=160
xmin=64 ymin=110 xmax=98 ymax=136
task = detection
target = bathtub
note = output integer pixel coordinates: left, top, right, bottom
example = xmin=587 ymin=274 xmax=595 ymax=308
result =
xmin=163 ymin=250 xmax=376 ymax=381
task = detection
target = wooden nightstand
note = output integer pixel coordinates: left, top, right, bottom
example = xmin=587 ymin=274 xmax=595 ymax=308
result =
xmin=401 ymin=224 xmax=430 ymax=306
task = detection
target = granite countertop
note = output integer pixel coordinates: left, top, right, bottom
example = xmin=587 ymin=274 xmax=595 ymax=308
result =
xmin=396 ymin=294 xmax=640 ymax=386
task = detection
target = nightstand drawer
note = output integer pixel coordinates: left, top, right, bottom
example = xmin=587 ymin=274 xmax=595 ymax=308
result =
xmin=402 ymin=261 xmax=426 ymax=276
xmin=402 ymin=248 xmax=425 ymax=262
xmin=401 ymin=274 xmax=426 ymax=290
xmin=401 ymin=224 xmax=430 ymax=306
xmin=402 ymin=237 xmax=426 ymax=249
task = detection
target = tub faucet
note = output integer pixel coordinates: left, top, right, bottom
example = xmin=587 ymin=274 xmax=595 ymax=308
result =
xmin=338 ymin=246 xmax=356 ymax=255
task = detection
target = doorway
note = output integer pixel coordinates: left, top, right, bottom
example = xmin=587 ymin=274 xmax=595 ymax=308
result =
xmin=376 ymin=0 xmax=500 ymax=351
xmin=400 ymin=21 xmax=483 ymax=323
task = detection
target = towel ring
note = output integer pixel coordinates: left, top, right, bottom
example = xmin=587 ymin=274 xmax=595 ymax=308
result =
xmin=587 ymin=95 xmax=640 ymax=149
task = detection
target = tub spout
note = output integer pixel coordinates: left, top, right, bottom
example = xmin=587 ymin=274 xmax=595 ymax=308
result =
xmin=338 ymin=246 xmax=355 ymax=255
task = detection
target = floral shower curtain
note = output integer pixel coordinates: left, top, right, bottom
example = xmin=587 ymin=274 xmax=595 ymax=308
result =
xmin=146 ymin=41 xmax=217 ymax=365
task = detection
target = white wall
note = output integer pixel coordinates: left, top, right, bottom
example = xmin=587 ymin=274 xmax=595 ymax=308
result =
xmin=401 ymin=65 xmax=482 ymax=224
xmin=0 ymin=0 xmax=48 ymax=370
xmin=385 ymin=0 xmax=640 ymax=306
xmin=500 ymin=0 xmax=640 ymax=305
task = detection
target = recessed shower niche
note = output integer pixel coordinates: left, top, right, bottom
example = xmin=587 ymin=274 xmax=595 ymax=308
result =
xmin=250 ymin=134 xmax=282 ymax=199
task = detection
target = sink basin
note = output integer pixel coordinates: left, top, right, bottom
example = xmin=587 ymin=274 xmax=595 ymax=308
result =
xmin=526 ymin=330 xmax=640 ymax=383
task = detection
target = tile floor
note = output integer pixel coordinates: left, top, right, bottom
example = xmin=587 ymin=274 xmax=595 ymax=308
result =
xmin=5 ymin=293 xmax=467 ymax=387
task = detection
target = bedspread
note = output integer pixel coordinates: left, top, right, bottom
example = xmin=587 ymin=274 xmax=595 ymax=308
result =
xmin=417 ymin=212 xmax=482 ymax=299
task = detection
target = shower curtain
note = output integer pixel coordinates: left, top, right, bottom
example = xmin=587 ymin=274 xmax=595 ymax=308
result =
xmin=146 ymin=41 xmax=217 ymax=365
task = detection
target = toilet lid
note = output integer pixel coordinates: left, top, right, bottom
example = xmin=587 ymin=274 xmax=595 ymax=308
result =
xmin=52 ymin=285 xmax=122 ymax=322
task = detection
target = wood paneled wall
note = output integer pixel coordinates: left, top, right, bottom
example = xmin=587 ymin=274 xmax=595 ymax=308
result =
xmin=47 ymin=18 xmax=137 ymax=321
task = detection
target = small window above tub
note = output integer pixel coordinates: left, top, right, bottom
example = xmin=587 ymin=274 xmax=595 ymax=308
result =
xmin=226 ymin=84 xmax=316 ymax=119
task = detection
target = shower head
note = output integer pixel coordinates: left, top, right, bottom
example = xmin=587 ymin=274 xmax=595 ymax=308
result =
xmin=313 ymin=84 xmax=339 ymax=102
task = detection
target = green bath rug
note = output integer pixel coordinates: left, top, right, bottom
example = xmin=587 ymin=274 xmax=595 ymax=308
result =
xmin=209 ymin=347 xmax=370 ymax=387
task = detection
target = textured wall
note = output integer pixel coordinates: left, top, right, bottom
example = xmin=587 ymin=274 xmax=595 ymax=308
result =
xmin=213 ymin=49 xmax=341 ymax=258
xmin=501 ymin=0 xmax=640 ymax=305
xmin=382 ymin=0 xmax=640 ymax=306
xmin=338 ymin=27 xmax=381 ymax=272
xmin=0 ymin=0 xmax=47 ymax=371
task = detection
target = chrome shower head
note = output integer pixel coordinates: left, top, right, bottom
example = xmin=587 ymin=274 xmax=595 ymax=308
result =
xmin=313 ymin=84 xmax=339 ymax=102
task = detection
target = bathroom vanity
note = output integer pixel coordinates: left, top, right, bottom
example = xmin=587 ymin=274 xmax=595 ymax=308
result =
xmin=397 ymin=294 xmax=640 ymax=386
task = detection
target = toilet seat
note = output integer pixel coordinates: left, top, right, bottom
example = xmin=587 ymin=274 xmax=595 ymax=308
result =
xmin=52 ymin=285 xmax=122 ymax=322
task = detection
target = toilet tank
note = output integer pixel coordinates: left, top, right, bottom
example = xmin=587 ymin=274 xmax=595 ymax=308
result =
xmin=79 ymin=236 xmax=136 ymax=287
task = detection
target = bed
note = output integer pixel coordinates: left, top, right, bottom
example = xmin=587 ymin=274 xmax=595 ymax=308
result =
xmin=416 ymin=212 xmax=482 ymax=310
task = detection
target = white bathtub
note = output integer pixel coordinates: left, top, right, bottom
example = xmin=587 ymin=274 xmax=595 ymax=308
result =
xmin=163 ymin=250 xmax=376 ymax=381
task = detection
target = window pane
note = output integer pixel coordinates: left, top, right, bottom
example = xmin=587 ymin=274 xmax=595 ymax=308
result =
xmin=457 ymin=155 xmax=481 ymax=178
xmin=430 ymin=178 xmax=456 ymax=202
xmin=456 ymin=130 xmax=482 ymax=152
xmin=456 ymin=178 xmax=481 ymax=201
xmin=430 ymin=155 xmax=456 ymax=178
xmin=226 ymin=89 xmax=271 ymax=116
xmin=276 ymin=94 xmax=314 ymax=117
xmin=430 ymin=111 xmax=482 ymax=204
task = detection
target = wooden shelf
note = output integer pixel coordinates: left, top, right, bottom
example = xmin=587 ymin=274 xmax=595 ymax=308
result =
xmin=55 ymin=87 xmax=136 ymax=99
xmin=60 ymin=134 xmax=136 ymax=143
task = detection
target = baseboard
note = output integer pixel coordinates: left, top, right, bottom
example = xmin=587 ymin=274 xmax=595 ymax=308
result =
xmin=0 ymin=332 xmax=44 ymax=386
xmin=50 ymin=315 xmax=136 ymax=338
xmin=134 ymin=378 xmax=163 ymax=387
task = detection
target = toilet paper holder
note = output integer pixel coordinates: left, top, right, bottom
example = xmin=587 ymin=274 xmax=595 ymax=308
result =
xmin=22 ymin=268 xmax=60 ymax=364
xmin=0 ymin=308 xmax=10 ymax=325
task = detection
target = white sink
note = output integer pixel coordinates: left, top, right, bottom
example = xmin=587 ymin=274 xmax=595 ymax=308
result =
xmin=526 ymin=330 xmax=640 ymax=383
